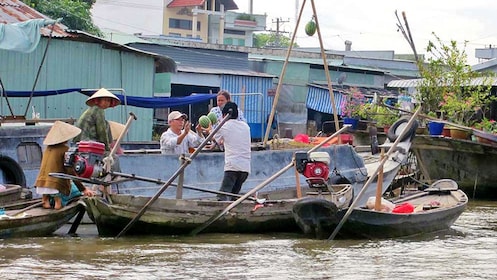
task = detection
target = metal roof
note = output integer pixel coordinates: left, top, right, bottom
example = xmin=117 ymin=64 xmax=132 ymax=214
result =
xmin=129 ymin=43 xmax=249 ymax=72
xmin=0 ymin=0 xmax=72 ymax=37
xmin=178 ymin=65 xmax=274 ymax=77
xmin=167 ymin=0 xmax=238 ymax=10
xmin=387 ymin=77 xmax=497 ymax=88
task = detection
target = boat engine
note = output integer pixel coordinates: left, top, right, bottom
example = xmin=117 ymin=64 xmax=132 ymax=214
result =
xmin=64 ymin=140 xmax=106 ymax=178
xmin=295 ymin=151 xmax=331 ymax=188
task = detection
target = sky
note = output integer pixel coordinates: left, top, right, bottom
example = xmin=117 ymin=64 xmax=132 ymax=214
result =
xmin=91 ymin=0 xmax=497 ymax=65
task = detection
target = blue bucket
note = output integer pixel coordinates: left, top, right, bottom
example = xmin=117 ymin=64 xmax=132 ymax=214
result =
xmin=428 ymin=121 xmax=444 ymax=135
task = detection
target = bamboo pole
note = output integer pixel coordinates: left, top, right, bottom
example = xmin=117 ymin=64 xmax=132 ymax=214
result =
xmin=374 ymin=149 xmax=384 ymax=211
xmin=263 ymin=0 xmax=306 ymax=146
xmin=310 ymin=0 xmax=341 ymax=136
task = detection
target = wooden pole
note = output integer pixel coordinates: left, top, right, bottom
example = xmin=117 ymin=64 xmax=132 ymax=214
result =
xmin=374 ymin=148 xmax=384 ymax=211
xmin=328 ymin=106 xmax=422 ymax=241
xmin=263 ymin=0 xmax=307 ymax=146
xmin=191 ymin=125 xmax=352 ymax=236
xmin=295 ymin=165 xmax=302 ymax=198
xmin=310 ymin=0 xmax=341 ymax=137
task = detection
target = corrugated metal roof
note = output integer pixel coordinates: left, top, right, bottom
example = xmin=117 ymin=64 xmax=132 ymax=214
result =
xmin=306 ymin=85 xmax=345 ymax=115
xmin=129 ymin=43 xmax=249 ymax=72
xmin=0 ymin=0 xmax=72 ymax=37
xmin=387 ymin=77 xmax=497 ymax=88
xmin=178 ymin=65 xmax=274 ymax=77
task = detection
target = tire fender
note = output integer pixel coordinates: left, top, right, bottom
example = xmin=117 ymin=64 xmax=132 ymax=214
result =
xmin=0 ymin=155 xmax=27 ymax=187
xmin=387 ymin=117 xmax=418 ymax=142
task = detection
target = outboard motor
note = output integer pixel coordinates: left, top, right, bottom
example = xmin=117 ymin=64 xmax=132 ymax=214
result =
xmin=64 ymin=140 xmax=106 ymax=178
xmin=295 ymin=151 xmax=331 ymax=188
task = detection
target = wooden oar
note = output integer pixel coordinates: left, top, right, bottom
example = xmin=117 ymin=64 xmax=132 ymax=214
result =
xmin=328 ymin=106 xmax=422 ymax=241
xmin=9 ymin=201 xmax=43 ymax=217
xmin=115 ymin=112 xmax=232 ymax=238
xmin=190 ymin=125 xmax=352 ymax=236
xmin=108 ymin=171 xmax=260 ymax=201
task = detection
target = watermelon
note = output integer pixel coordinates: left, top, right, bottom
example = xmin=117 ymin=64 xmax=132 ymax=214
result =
xmin=198 ymin=115 xmax=211 ymax=128
xmin=207 ymin=112 xmax=218 ymax=124
xmin=305 ymin=20 xmax=316 ymax=36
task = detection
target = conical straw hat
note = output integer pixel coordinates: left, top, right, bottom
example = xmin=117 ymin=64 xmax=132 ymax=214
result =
xmin=86 ymin=88 xmax=121 ymax=107
xmin=43 ymin=121 xmax=82 ymax=145
xmin=108 ymin=120 xmax=126 ymax=141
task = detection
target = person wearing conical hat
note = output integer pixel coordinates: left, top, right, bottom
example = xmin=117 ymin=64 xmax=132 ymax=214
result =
xmin=73 ymin=88 xmax=121 ymax=152
xmin=35 ymin=121 xmax=96 ymax=209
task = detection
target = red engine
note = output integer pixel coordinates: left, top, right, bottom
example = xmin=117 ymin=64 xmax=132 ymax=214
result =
xmin=64 ymin=141 xmax=105 ymax=178
xmin=295 ymin=151 xmax=330 ymax=188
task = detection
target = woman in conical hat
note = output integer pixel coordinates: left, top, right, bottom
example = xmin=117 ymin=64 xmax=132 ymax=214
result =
xmin=35 ymin=121 xmax=95 ymax=209
xmin=73 ymin=88 xmax=121 ymax=152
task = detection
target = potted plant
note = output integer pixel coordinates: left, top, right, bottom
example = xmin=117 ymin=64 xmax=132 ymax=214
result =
xmin=370 ymin=106 xmax=398 ymax=133
xmin=340 ymin=88 xmax=366 ymax=129
xmin=426 ymin=111 xmax=445 ymax=136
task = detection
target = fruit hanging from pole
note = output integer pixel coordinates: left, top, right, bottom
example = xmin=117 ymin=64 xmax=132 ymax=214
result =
xmin=305 ymin=16 xmax=316 ymax=36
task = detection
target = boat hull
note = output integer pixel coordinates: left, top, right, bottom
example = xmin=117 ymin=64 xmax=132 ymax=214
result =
xmin=85 ymin=192 xmax=300 ymax=237
xmin=0 ymin=200 xmax=85 ymax=238
xmin=413 ymin=135 xmax=497 ymax=199
xmin=293 ymin=188 xmax=468 ymax=239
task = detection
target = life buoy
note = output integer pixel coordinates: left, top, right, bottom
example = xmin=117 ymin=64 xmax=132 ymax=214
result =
xmin=0 ymin=155 xmax=26 ymax=187
xmin=386 ymin=117 xmax=418 ymax=143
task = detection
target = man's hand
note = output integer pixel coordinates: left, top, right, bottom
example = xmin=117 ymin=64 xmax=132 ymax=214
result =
xmin=82 ymin=188 xmax=96 ymax=197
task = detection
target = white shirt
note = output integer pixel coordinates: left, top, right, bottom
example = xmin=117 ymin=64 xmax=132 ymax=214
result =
xmin=210 ymin=106 xmax=246 ymax=129
xmin=160 ymin=128 xmax=204 ymax=155
xmin=214 ymin=119 xmax=251 ymax=173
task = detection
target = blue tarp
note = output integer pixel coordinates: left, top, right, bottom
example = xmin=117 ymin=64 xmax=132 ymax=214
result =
xmin=3 ymin=88 xmax=216 ymax=108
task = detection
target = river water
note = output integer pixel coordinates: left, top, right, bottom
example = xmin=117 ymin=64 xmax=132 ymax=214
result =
xmin=1 ymin=200 xmax=496 ymax=280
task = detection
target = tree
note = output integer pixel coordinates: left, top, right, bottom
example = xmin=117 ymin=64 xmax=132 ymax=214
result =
xmin=22 ymin=0 xmax=102 ymax=36
xmin=253 ymin=33 xmax=299 ymax=48
xmin=416 ymin=33 xmax=495 ymax=126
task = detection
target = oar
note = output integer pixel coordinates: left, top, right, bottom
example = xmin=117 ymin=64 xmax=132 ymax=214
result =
xmin=328 ymin=106 xmax=422 ymax=241
xmin=190 ymin=125 xmax=352 ymax=236
xmin=9 ymin=201 xmax=43 ymax=217
xmin=115 ymin=111 xmax=232 ymax=238
xmin=109 ymin=171 xmax=260 ymax=201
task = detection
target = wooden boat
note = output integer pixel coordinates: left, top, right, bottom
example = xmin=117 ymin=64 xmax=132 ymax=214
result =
xmin=292 ymin=179 xmax=468 ymax=239
xmin=84 ymin=188 xmax=303 ymax=237
xmin=412 ymin=134 xmax=497 ymax=199
xmin=0 ymin=199 xmax=86 ymax=238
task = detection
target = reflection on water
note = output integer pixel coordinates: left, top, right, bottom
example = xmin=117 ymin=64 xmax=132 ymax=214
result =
xmin=1 ymin=200 xmax=497 ymax=280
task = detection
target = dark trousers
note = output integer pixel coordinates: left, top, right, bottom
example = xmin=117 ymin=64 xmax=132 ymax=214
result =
xmin=218 ymin=171 xmax=249 ymax=201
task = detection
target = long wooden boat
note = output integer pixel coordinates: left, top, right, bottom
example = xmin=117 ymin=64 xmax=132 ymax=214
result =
xmin=292 ymin=179 xmax=468 ymax=239
xmin=84 ymin=188 xmax=303 ymax=237
xmin=412 ymin=134 xmax=497 ymax=199
xmin=0 ymin=199 xmax=85 ymax=238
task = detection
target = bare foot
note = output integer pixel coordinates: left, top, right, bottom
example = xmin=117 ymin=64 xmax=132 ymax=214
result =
xmin=54 ymin=197 xmax=62 ymax=210
xmin=42 ymin=195 xmax=51 ymax=209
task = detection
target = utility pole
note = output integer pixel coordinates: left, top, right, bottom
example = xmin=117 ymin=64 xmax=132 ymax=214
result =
xmin=267 ymin=17 xmax=290 ymax=47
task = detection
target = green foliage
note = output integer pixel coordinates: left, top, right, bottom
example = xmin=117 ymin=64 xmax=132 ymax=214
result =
xmin=236 ymin=13 xmax=256 ymax=21
xmin=22 ymin=0 xmax=102 ymax=36
xmin=416 ymin=33 xmax=495 ymax=126
xmin=340 ymin=88 xmax=366 ymax=118
xmin=253 ymin=33 xmax=299 ymax=48
xmin=474 ymin=118 xmax=497 ymax=133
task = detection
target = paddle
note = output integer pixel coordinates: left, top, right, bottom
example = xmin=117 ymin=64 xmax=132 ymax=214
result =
xmin=115 ymin=111 xmax=232 ymax=238
xmin=190 ymin=125 xmax=352 ymax=236
xmin=327 ymin=106 xmax=422 ymax=241
xmin=8 ymin=201 xmax=43 ymax=217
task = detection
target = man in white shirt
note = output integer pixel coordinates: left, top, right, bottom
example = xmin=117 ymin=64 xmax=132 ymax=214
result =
xmin=160 ymin=111 xmax=204 ymax=155
xmin=213 ymin=102 xmax=251 ymax=201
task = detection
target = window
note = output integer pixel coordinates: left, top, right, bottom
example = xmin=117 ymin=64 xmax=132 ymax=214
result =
xmin=169 ymin=18 xmax=201 ymax=31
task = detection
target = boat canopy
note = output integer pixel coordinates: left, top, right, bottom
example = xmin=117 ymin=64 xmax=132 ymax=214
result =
xmin=3 ymin=88 xmax=216 ymax=108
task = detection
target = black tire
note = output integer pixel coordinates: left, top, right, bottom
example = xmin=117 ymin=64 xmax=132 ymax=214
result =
xmin=0 ymin=155 xmax=26 ymax=187
xmin=387 ymin=117 xmax=418 ymax=143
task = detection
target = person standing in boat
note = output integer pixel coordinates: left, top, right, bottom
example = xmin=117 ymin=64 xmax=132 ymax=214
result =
xmin=35 ymin=121 xmax=95 ymax=209
xmin=212 ymin=102 xmax=251 ymax=201
xmin=160 ymin=111 xmax=205 ymax=154
xmin=73 ymin=88 xmax=121 ymax=153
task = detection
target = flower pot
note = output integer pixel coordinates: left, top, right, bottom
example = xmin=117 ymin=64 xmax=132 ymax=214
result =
xmin=343 ymin=117 xmax=359 ymax=130
xmin=442 ymin=127 xmax=451 ymax=137
xmin=449 ymin=128 xmax=471 ymax=140
xmin=427 ymin=121 xmax=444 ymax=136
xmin=477 ymin=136 xmax=493 ymax=144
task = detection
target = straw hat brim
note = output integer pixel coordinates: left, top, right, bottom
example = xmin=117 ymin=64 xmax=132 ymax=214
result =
xmin=86 ymin=88 xmax=121 ymax=107
xmin=108 ymin=121 xmax=126 ymax=141
xmin=43 ymin=121 xmax=82 ymax=145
